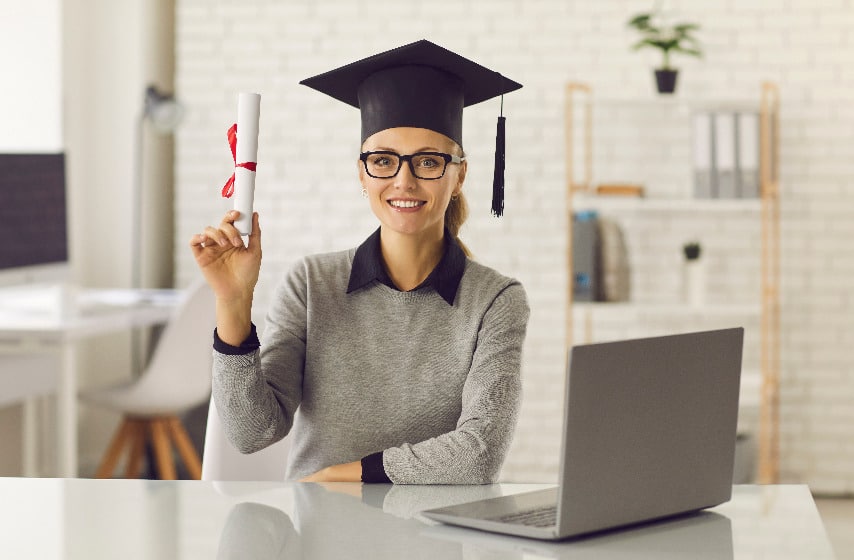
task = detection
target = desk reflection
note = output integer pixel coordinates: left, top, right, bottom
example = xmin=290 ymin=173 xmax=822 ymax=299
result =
xmin=216 ymin=483 xmax=503 ymax=559
xmin=215 ymin=484 xmax=733 ymax=560
xmin=216 ymin=502 xmax=297 ymax=559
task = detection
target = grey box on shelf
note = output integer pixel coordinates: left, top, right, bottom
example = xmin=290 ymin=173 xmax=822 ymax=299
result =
xmin=573 ymin=210 xmax=601 ymax=302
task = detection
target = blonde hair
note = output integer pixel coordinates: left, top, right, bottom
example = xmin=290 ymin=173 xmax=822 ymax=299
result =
xmin=445 ymin=192 xmax=471 ymax=257
xmin=446 ymin=145 xmax=471 ymax=257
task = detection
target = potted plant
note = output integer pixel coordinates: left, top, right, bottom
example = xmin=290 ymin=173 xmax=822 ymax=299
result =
xmin=627 ymin=11 xmax=702 ymax=94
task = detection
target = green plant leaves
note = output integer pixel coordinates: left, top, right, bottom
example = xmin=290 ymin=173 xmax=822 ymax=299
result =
xmin=626 ymin=10 xmax=703 ymax=68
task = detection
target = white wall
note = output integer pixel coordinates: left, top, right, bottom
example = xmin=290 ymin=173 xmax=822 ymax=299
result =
xmin=172 ymin=0 xmax=854 ymax=492
xmin=0 ymin=1 xmax=62 ymax=152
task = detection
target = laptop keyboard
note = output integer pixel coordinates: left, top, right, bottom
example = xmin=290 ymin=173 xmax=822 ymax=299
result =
xmin=491 ymin=505 xmax=557 ymax=528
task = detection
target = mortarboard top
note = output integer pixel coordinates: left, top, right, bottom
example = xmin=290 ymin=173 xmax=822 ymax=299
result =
xmin=299 ymin=39 xmax=522 ymax=216
xmin=299 ymin=39 xmax=521 ymax=146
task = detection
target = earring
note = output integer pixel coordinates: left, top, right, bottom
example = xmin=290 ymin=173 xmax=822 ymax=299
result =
xmin=361 ymin=187 xmax=368 ymax=198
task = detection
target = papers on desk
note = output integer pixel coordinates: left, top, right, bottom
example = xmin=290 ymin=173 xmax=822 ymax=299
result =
xmin=0 ymin=285 xmax=184 ymax=325
xmin=76 ymin=289 xmax=184 ymax=309
xmin=0 ymin=284 xmax=75 ymax=318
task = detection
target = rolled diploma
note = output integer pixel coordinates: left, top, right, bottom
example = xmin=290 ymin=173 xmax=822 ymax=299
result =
xmin=234 ymin=92 xmax=261 ymax=235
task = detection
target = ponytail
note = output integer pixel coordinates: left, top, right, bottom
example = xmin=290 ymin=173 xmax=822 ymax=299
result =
xmin=445 ymin=191 xmax=471 ymax=258
xmin=445 ymin=144 xmax=471 ymax=257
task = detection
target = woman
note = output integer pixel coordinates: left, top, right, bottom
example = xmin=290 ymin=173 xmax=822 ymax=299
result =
xmin=190 ymin=40 xmax=529 ymax=484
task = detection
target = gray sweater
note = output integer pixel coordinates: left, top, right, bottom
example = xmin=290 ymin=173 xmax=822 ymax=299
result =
xmin=212 ymin=248 xmax=529 ymax=483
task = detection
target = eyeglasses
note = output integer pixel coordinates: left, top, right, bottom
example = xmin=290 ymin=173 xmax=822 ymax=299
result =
xmin=359 ymin=151 xmax=465 ymax=180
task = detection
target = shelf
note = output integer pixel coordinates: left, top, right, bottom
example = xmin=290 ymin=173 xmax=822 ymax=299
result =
xmin=588 ymin=96 xmax=761 ymax=113
xmin=572 ymin=195 xmax=762 ymax=213
xmin=574 ymin=302 xmax=762 ymax=317
xmin=566 ymin=80 xmax=781 ymax=482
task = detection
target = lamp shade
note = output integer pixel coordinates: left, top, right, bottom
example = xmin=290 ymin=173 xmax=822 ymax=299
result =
xmin=144 ymin=85 xmax=185 ymax=133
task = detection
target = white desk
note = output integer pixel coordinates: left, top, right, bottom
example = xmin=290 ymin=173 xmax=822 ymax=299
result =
xmin=0 ymin=287 xmax=182 ymax=477
xmin=0 ymin=480 xmax=837 ymax=559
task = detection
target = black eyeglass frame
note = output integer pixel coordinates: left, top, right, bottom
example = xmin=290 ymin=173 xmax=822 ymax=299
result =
xmin=359 ymin=150 xmax=465 ymax=180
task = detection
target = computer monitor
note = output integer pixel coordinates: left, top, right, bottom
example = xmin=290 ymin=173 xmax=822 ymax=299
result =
xmin=0 ymin=153 xmax=70 ymax=287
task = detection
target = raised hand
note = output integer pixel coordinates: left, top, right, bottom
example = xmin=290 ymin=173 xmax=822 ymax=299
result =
xmin=190 ymin=210 xmax=261 ymax=345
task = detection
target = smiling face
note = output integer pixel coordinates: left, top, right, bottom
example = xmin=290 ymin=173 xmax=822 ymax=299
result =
xmin=359 ymin=127 xmax=467 ymax=241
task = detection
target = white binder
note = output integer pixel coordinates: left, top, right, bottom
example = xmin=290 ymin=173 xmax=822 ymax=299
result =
xmin=693 ymin=112 xmax=714 ymax=198
xmin=714 ymin=112 xmax=737 ymax=198
xmin=737 ymin=111 xmax=760 ymax=198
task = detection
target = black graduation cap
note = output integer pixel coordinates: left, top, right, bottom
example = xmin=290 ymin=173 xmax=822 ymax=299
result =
xmin=299 ymin=40 xmax=522 ymax=217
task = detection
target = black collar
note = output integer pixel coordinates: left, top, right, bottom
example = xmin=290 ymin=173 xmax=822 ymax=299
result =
xmin=346 ymin=227 xmax=466 ymax=306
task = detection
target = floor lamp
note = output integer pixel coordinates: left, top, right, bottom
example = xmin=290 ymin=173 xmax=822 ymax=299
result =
xmin=131 ymin=85 xmax=184 ymax=376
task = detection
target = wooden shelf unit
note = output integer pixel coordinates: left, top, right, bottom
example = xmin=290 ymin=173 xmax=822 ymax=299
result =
xmin=564 ymin=82 xmax=781 ymax=483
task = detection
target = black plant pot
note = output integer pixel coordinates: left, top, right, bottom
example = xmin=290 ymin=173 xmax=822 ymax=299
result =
xmin=654 ymin=69 xmax=679 ymax=94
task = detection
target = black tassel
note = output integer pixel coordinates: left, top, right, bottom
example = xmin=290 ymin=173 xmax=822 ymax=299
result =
xmin=491 ymin=114 xmax=506 ymax=217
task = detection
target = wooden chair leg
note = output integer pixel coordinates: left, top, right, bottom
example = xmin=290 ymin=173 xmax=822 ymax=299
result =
xmin=95 ymin=419 xmax=134 ymax=479
xmin=149 ymin=418 xmax=177 ymax=480
xmin=166 ymin=416 xmax=202 ymax=480
xmin=124 ymin=419 xmax=147 ymax=478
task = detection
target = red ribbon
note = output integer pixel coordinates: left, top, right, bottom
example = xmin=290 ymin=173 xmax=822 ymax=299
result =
xmin=221 ymin=123 xmax=257 ymax=198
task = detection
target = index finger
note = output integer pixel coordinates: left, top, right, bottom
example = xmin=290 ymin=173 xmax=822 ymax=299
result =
xmin=220 ymin=210 xmax=241 ymax=227
xmin=246 ymin=212 xmax=261 ymax=252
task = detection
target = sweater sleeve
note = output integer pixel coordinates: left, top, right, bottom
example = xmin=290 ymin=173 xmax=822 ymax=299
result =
xmin=381 ymin=282 xmax=530 ymax=484
xmin=211 ymin=264 xmax=308 ymax=454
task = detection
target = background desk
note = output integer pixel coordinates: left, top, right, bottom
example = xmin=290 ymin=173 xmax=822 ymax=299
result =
xmin=0 ymin=480 xmax=836 ymax=559
xmin=0 ymin=288 xmax=182 ymax=477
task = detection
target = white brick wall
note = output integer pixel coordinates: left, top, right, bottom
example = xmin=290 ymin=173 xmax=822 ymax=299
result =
xmin=175 ymin=0 xmax=854 ymax=492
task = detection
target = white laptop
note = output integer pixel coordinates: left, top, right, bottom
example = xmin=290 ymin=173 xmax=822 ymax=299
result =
xmin=422 ymin=328 xmax=744 ymax=541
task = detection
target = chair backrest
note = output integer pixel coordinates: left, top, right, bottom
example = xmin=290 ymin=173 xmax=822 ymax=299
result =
xmin=133 ymin=280 xmax=217 ymax=408
xmin=201 ymin=396 xmax=291 ymax=481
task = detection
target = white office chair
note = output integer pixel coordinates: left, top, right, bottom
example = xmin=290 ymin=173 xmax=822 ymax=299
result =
xmin=80 ymin=281 xmax=216 ymax=479
xmin=201 ymin=396 xmax=291 ymax=481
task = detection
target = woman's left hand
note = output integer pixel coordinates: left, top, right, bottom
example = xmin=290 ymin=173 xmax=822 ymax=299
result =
xmin=300 ymin=461 xmax=362 ymax=482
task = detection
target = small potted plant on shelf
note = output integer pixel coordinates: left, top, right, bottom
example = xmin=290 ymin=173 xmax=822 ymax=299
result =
xmin=627 ymin=11 xmax=702 ymax=94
